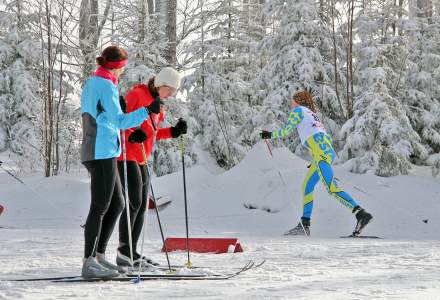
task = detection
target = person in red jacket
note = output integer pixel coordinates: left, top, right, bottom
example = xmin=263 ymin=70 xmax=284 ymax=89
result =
xmin=116 ymin=67 xmax=187 ymax=267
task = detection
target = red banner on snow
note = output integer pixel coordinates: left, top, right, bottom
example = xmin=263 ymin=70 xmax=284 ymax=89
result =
xmin=162 ymin=237 xmax=243 ymax=254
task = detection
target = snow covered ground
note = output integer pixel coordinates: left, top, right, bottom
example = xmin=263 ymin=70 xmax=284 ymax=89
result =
xmin=1 ymin=142 xmax=440 ymax=299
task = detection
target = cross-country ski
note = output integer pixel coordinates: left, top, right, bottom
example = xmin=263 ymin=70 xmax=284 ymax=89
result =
xmin=340 ymin=235 xmax=382 ymax=239
xmin=4 ymin=260 xmax=264 ymax=283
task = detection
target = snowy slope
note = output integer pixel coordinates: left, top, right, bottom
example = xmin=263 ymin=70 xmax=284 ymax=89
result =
xmin=1 ymin=142 xmax=440 ymax=299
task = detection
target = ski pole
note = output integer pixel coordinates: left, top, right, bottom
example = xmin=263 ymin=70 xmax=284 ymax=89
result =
xmin=264 ymin=140 xmax=287 ymax=186
xmin=141 ymin=143 xmax=173 ymax=274
xmin=135 ymin=119 xmax=173 ymax=283
xmin=0 ymin=160 xmax=68 ymax=220
xmin=135 ymin=153 xmax=151 ymax=282
xmin=264 ymin=140 xmax=308 ymax=235
xmin=0 ymin=161 xmax=24 ymax=184
xmin=180 ymin=136 xmax=191 ymax=268
xmin=121 ymin=130 xmax=134 ymax=267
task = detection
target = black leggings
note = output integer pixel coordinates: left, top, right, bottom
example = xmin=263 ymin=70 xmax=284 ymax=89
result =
xmin=117 ymin=160 xmax=149 ymax=256
xmin=83 ymin=158 xmax=124 ymax=258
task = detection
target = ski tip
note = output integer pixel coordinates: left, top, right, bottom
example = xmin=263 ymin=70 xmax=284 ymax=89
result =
xmin=260 ymin=206 xmax=279 ymax=214
xmin=132 ymin=276 xmax=141 ymax=284
xmin=254 ymin=259 xmax=266 ymax=268
xmin=243 ymin=203 xmax=258 ymax=210
xmin=340 ymin=235 xmax=382 ymax=239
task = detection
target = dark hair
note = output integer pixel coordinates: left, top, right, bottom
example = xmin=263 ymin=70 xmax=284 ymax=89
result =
xmin=96 ymin=46 xmax=128 ymax=68
xmin=147 ymin=77 xmax=159 ymax=98
xmin=293 ymin=91 xmax=316 ymax=113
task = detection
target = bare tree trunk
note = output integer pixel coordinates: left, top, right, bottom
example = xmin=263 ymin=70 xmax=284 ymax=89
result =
xmin=398 ymin=0 xmax=404 ymax=35
xmin=156 ymin=0 xmax=167 ymax=62
xmin=319 ymin=0 xmax=325 ymax=21
xmin=201 ymin=0 xmax=205 ymax=97
xmin=166 ymin=0 xmax=177 ymax=66
xmin=38 ymin=4 xmax=48 ymax=176
xmin=241 ymin=0 xmax=249 ymax=28
xmin=139 ymin=0 xmax=148 ymax=43
xmin=331 ymin=0 xmax=344 ymax=118
xmin=54 ymin=0 xmax=68 ymax=176
xmin=156 ymin=0 xmax=177 ymax=66
xmin=155 ymin=0 xmax=161 ymax=14
xmin=79 ymin=0 xmax=112 ymax=80
xmin=16 ymin=1 xmax=23 ymax=29
xmin=228 ymin=0 xmax=232 ymax=59
xmin=435 ymin=0 xmax=440 ymax=15
xmin=417 ymin=0 xmax=433 ymax=17
xmin=346 ymin=0 xmax=354 ymax=118
xmin=43 ymin=0 xmax=54 ymax=177
xmin=148 ymin=0 xmax=154 ymax=15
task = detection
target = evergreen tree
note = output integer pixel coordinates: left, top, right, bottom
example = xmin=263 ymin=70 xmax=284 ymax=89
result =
xmin=108 ymin=0 xmax=168 ymax=93
xmin=182 ymin=0 xmax=260 ymax=169
xmin=400 ymin=15 xmax=440 ymax=168
xmin=257 ymin=0 xmax=337 ymax=154
xmin=339 ymin=2 xmax=426 ymax=176
xmin=0 ymin=5 xmax=43 ymax=170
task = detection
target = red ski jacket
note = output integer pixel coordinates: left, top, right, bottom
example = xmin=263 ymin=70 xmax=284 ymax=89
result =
xmin=118 ymin=84 xmax=172 ymax=164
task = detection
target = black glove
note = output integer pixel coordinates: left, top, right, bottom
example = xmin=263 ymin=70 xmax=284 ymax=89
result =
xmin=146 ymin=96 xmax=161 ymax=114
xmin=128 ymin=128 xmax=147 ymax=143
xmin=260 ymin=130 xmax=272 ymax=139
xmin=170 ymin=118 xmax=188 ymax=138
xmin=119 ymin=96 xmax=127 ymax=113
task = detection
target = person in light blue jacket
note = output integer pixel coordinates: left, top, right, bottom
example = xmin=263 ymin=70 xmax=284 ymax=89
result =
xmin=80 ymin=45 xmax=160 ymax=279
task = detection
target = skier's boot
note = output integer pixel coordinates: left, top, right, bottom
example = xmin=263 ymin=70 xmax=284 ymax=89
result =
xmin=135 ymin=252 xmax=159 ymax=267
xmin=352 ymin=206 xmax=373 ymax=236
xmin=116 ymin=250 xmax=135 ymax=267
xmin=284 ymin=217 xmax=310 ymax=236
xmin=81 ymin=256 xmax=119 ymax=279
xmin=116 ymin=250 xmax=158 ymax=271
xmin=96 ymin=252 xmax=126 ymax=274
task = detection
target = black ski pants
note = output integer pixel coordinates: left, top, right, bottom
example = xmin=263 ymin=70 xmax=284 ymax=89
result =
xmin=117 ymin=160 xmax=149 ymax=256
xmin=83 ymin=158 xmax=124 ymax=258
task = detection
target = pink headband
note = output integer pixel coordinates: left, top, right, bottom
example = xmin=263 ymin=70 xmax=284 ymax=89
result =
xmin=104 ymin=59 xmax=128 ymax=69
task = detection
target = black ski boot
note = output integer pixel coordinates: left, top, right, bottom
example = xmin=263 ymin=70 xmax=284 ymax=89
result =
xmin=353 ymin=206 xmax=373 ymax=236
xmin=284 ymin=217 xmax=310 ymax=236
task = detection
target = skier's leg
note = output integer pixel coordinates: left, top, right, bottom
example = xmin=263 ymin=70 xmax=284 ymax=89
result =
xmin=307 ymin=133 xmax=358 ymax=210
xmin=314 ymin=159 xmax=359 ymax=210
xmin=117 ymin=161 xmax=143 ymax=256
xmin=308 ymin=133 xmax=372 ymax=234
xmin=83 ymin=158 xmax=117 ymax=258
xmin=131 ymin=163 xmax=149 ymax=254
xmin=284 ymin=164 xmax=319 ymax=236
xmin=97 ymin=159 xmax=124 ymax=254
xmin=301 ymin=164 xmax=320 ymax=220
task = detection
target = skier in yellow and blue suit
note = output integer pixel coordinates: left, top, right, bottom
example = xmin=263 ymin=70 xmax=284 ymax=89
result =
xmin=260 ymin=91 xmax=373 ymax=236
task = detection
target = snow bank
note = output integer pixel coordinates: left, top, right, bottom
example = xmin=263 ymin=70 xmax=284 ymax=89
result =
xmin=1 ymin=141 xmax=440 ymax=239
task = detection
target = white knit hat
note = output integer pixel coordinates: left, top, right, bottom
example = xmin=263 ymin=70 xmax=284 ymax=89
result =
xmin=154 ymin=67 xmax=181 ymax=90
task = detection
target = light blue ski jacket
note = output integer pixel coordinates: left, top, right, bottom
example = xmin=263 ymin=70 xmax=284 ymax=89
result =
xmin=80 ymin=76 xmax=148 ymax=162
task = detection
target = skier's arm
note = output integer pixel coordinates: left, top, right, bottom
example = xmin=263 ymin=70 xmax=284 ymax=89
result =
xmin=155 ymin=111 xmax=173 ymax=140
xmin=156 ymin=128 xmax=173 ymax=140
xmin=271 ymin=107 xmax=304 ymax=139
xmin=101 ymin=84 xmax=148 ymax=130
xmin=156 ymin=116 xmax=187 ymax=140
